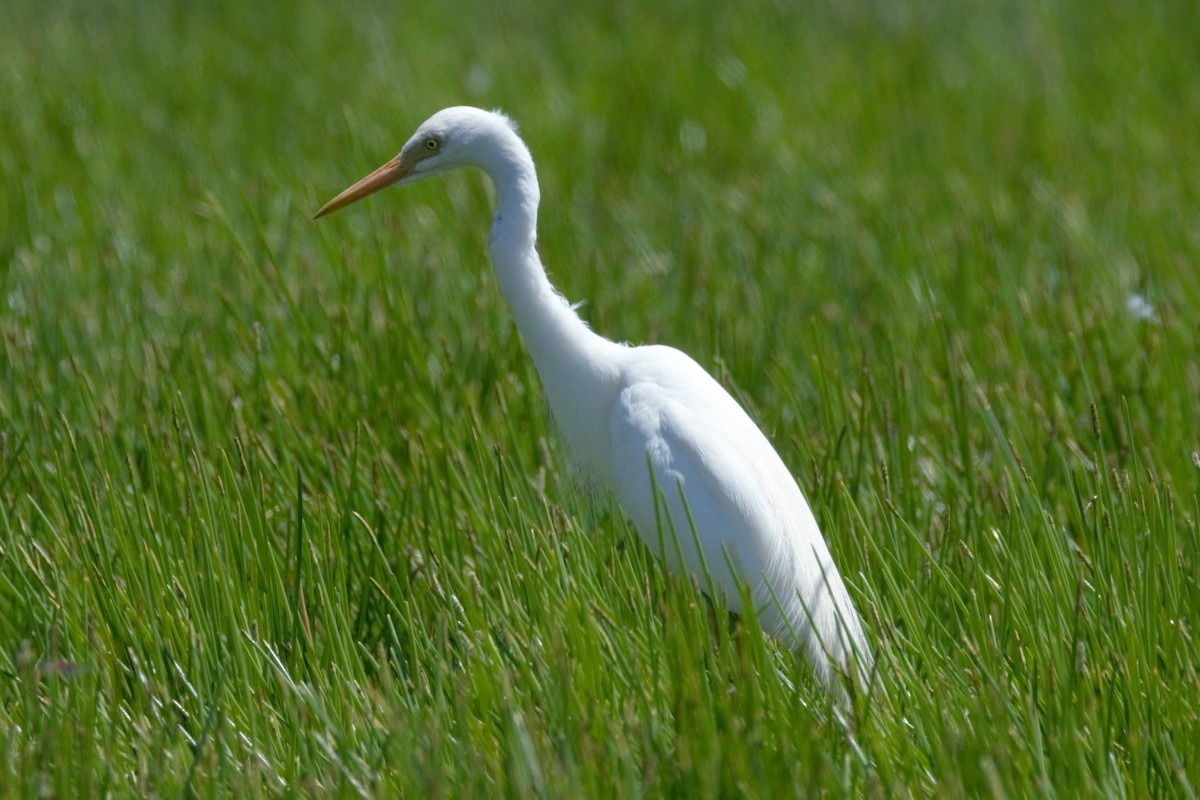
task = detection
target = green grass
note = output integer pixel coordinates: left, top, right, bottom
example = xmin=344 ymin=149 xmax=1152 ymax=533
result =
xmin=2 ymin=0 xmax=1199 ymax=795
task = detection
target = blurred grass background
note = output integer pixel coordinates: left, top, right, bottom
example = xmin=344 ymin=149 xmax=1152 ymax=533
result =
xmin=2 ymin=0 xmax=1198 ymax=795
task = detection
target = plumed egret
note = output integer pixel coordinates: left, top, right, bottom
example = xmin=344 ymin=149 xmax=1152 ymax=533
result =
xmin=315 ymin=106 xmax=872 ymax=694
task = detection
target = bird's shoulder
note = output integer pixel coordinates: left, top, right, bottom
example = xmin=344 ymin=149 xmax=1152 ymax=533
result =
xmin=608 ymin=346 xmax=811 ymax=544
xmin=611 ymin=344 xmax=769 ymax=452
xmin=620 ymin=344 xmax=723 ymax=395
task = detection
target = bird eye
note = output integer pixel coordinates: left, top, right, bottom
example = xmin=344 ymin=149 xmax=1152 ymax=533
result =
xmin=424 ymin=138 xmax=439 ymax=151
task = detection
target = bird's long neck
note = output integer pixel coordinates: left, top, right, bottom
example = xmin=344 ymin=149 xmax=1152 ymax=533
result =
xmin=480 ymin=134 xmax=625 ymax=480
xmin=484 ymin=156 xmax=564 ymax=350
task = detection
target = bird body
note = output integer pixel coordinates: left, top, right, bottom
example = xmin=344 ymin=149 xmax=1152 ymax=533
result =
xmin=317 ymin=106 xmax=871 ymax=694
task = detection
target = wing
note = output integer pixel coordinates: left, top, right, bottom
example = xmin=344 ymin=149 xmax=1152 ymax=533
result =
xmin=608 ymin=347 xmax=870 ymax=688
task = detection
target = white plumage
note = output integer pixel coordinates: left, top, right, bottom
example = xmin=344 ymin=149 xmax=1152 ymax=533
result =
xmin=316 ymin=106 xmax=872 ymax=695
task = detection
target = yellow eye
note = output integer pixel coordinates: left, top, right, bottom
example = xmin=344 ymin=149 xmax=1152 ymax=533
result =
xmin=424 ymin=138 xmax=439 ymax=151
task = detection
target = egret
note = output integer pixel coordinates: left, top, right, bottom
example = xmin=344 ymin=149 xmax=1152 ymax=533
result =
xmin=315 ymin=106 xmax=872 ymax=694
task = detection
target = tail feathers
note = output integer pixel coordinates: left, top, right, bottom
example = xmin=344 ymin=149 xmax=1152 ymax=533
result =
xmin=778 ymin=561 xmax=874 ymax=700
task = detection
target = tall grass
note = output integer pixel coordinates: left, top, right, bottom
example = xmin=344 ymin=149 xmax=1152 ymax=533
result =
xmin=2 ymin=0 xmax=1198 ymax=795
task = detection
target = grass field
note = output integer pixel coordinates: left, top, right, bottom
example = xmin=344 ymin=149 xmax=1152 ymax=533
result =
xmin=3 ymin=0 xmax=1199 ymax=795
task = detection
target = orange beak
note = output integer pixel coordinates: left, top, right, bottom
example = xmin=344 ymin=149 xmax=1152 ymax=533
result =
xmin=313 ymin=157 xmax=411 ymax=219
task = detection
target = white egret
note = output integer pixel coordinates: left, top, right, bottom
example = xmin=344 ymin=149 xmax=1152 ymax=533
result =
xmin=316 ymin=107 xmax=872 ymax=694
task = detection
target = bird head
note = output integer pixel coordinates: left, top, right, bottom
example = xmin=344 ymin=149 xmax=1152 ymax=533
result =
xmin=313 ymin=106 xmax=517 ymax=219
